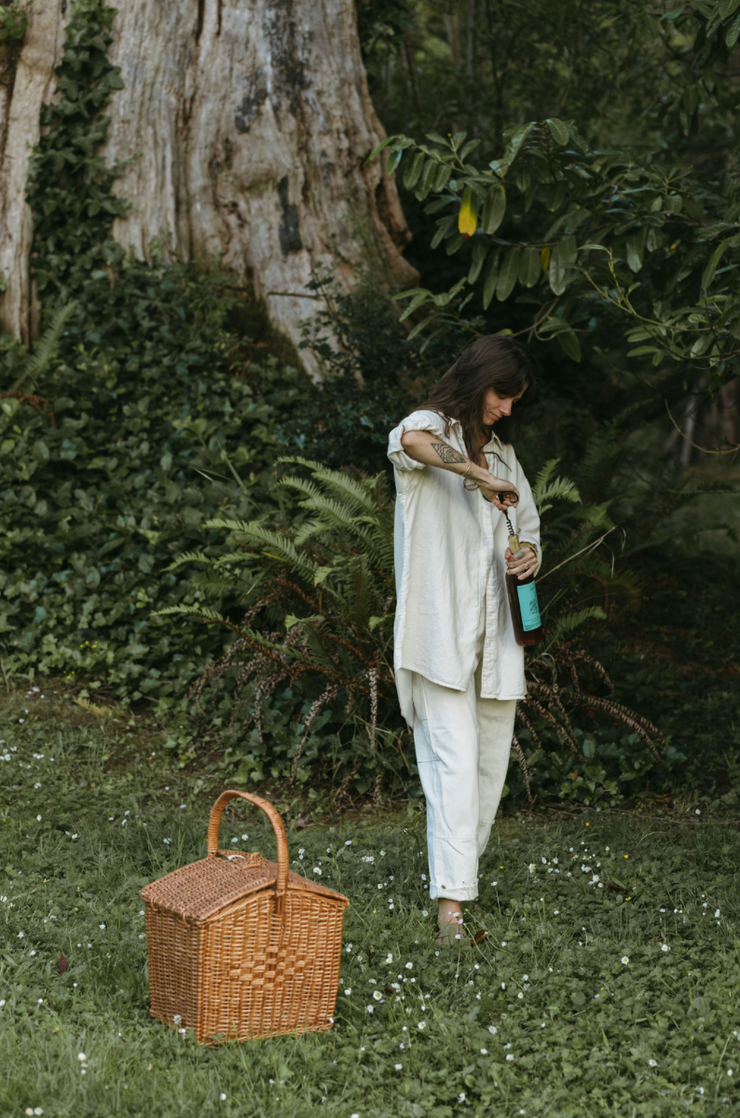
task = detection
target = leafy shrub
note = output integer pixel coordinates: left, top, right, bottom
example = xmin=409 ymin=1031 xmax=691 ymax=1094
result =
xmin=166 ymin=454 xmax=666 ymax=802
xmin=162 ymin=457 xmax=407 ymax=796
xmin=0 ymin=258 xmax=283 ymax=702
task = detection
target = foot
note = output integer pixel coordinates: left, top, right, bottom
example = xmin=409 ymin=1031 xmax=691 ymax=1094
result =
xmin=435 ymin=899 xmax=465 ymax=945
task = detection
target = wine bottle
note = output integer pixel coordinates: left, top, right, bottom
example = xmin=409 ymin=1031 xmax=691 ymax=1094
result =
xmin=503 ymin=514 xmax=542 ymax=647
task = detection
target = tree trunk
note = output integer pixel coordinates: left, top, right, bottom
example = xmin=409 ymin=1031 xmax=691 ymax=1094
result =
xmin=0 ymin=0 xmax=417 ymax=372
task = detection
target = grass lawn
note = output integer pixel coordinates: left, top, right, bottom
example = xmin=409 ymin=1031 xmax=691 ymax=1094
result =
xmin=1 ymin=691 xmax=739 ymax=1118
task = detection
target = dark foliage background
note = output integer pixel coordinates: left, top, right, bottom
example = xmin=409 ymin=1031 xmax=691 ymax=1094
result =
xmin=1 ymin=0 xmax=738 ymax=807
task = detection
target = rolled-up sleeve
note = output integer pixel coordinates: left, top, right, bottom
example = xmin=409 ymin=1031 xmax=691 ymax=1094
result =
xmin=387 ymin=410 xmax=448 ymax=472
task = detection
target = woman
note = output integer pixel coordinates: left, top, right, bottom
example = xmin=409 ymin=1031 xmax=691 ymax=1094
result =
xmin=387 ymin=334 xmax=541 ymax=942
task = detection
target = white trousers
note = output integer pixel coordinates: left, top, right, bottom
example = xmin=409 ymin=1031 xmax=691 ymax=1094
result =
xmin=411 ymin=665 xmax=516 ymax=902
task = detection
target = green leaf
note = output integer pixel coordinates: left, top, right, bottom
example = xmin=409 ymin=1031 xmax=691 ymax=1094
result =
xmin=481 ymin=252 xmax=500 ymax=309
xmin=398 ymin=291 xmax=431 ymax=321
xmin=431 ymin=214 xmax=455 ymax=249
xmin=434 ymin=163 xmax=452 ymax=191
xmin=556 ymin=327 xmax=582 ymax=362
xmin=518 ymin=246 xmax=541 ymax=288
xmin=468 ymin=246 xmax=488 ymax=284
xmin=727 ymin=12 xmax=740 ymax=46
xmin=459 ymin=139 xmax=481 ymax=162
xmin=403 ymin=151 xmax=425 ymax=190
xmin=626 ymin=227 xmax=647 ymax=273
xmin=451 ymin=131 xmax=468 ymax=150
xmin=548 ymin=236 xmax=577 ymax=296
xmin=365 ymin=135 xmax=396 ymax=164
xmin=445 ymin=232 xmax=465 ymax=255
xmin=496 ymin=248 xmax=520 ymax=301
xmin=701 ymin=239 xmax=729 ymax=291
xmin=425 ymin=132 xmax=448 ymax=146
xmin=417 ymin=158 xmax=438 ymax=199
xmin=386 ymin=148 xmax=403 ymax=175
xmin=481 ymin=184 xmax=506 ymax=235
xmin=547 ymin=118 xmax=570 ymax=146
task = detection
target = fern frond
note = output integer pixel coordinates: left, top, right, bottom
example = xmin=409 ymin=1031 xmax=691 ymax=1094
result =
xmin=163 ymin=549 xmax=212 ymax=572
xmin=532 ymin=457 xmax=581 ymax=515
xmin=544 ymin=607 xmax=607 ymax=649
xmin=9 ymin=303 xmax=77 ymax=394
xmin=154 ymin=604 xmax=227 ymax=622
xmin=205 ymin=519 xmax=318 ymax=577
xmin=277 ymin=455 xmax=379 ymax=513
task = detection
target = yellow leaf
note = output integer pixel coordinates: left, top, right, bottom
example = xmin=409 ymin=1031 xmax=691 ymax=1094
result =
xmin=540 ymin=246 xmax=551 ymax=271
xmin=458 ymin=187 xmax=477 ymax=239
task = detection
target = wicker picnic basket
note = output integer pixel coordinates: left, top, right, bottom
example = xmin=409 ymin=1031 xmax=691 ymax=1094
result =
xmin=140 ymin=790 xmax=349 ymax=1043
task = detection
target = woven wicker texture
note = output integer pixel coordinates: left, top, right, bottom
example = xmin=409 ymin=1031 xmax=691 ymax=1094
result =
xmin=141 ymin=790 xmax=349 ymax=1043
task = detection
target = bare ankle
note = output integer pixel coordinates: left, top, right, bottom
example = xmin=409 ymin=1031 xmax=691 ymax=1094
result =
xmin=437 ymin=898 xmax=464 ymax=926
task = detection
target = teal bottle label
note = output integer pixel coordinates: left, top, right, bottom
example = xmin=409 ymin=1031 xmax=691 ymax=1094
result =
xmin=517 ymin=581 xmax=541 ymax=631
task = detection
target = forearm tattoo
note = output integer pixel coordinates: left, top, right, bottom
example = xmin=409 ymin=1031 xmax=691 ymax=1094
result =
xmin=431 ymin=442 xmax=466 ymax=465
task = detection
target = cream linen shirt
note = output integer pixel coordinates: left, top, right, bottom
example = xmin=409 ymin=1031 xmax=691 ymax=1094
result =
xmin=388 ymin=409 xmax=541 ymax=725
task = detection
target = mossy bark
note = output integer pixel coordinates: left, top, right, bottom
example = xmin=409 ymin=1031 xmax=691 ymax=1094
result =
xmin=0 ymin=0 xmax=416 ymax=369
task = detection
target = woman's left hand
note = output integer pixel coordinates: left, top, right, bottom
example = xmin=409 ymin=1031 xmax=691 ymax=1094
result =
xmin=505 ymin=545 xmax=538 ymax=580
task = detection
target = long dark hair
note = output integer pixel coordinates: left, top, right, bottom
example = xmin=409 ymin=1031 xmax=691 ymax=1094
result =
xmin=419 ymin=334 xmax=538 ymax=460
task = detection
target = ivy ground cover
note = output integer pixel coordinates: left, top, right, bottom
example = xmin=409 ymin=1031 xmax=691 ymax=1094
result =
xmin=1 ymin=692 xmax=738 ymax=1118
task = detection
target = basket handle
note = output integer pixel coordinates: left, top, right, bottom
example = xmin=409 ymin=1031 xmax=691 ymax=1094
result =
xmin=207 ymin=790 xmax=289 ymax=915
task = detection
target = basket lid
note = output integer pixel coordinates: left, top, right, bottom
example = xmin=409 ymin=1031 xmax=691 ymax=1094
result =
xmin=140 ymin=850 xmax=348 ymax=924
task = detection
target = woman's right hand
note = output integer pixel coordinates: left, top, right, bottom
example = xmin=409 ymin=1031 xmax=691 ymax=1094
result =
xmin=474 ymin=469 xmax=519 ymax=510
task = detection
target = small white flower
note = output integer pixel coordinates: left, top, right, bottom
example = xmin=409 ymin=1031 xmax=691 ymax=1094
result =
xmin=220 ymin=1093 xmax=227 ymax=1101
xmin=34 ymin=1110 xmax=44 ymax=1116
xmin=366 ymin=1005 xmax=374 ymax=1013
xmin=648 ymin=1059 xmax=658 ymax=1067
xmin=313 ymin=867 xmax=322 ymax=876
xmin=728 ymin=1069 xmax=734 ymax=1077
xmin=405 ymin=962 xmax=413 ymax=970
xmin=501 ymin=982 xmax=506 ymax=989
xmin=506 ymin=1053 xmax=514 ymax=1061
xmin=0 ymin=1000 xmax=5 ymax=1008
xmin=661 ymin=944 xmax=670 ymax=952
xmin=241 ymin=834 xmax=249 ymax=841
xmin=163 ymin=838 xmax=171 ymax=845
xmin=99 ymin=924 xmax=106 ymax=930
xmin=480 ymin=1047 xmax=488 ymax=1054
xmin=344 ymin=840 xmax=352 ymax=846
xmin=523 ymin=974 xmax=529 ymax=981
xmin=621 ymin=956 xmax=630 ymax=965
xmin=715 ymin=909 xmax=720 ymax=919
xmin=394 ymin=1063 xmax=402 ymax=1070
xmin=529 ymin=864 xmax=536 ymax=872
xmin=488 ymin=1025 xmax=497 ymax=1035
xmin=344 ymin=987 xmax=352 ymax=996
xmin=517 ymin=992 xmax=524 ymax=1000
xmin=36 ymin=815 xmax=42 ymax=822
xmin=372 ymin=990 xmax=382 ymax=1001
xmin=173 ymin=1014 xmax=182 ymax=1024
xmin=78 ymin=1053 xmax=86 ymax=1061
xmin=457 ymin=1093 xmax=466 ymax=1103
xmin=385 ymin=953 xmax=393 ymax=964
xmin=417 ymin=1021 xmax=426 ymax=1030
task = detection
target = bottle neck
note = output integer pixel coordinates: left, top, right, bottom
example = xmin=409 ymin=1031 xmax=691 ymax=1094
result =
xmin=508 ymin=531 xmax=521 ymax=552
